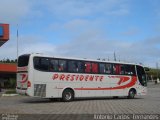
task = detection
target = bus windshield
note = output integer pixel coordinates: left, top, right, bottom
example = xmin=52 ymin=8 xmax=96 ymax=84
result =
xmin=136 ymin=65 xmax=147 ymax=86
xmin=18 ymin=54 xmax=30 ymax=67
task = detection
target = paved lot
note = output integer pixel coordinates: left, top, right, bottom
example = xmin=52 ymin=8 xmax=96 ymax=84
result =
xmin=0 ymin=82 xmax=160 ymax=119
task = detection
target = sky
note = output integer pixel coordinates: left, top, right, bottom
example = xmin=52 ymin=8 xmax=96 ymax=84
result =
xmin=0 ymin=0 xmax=160 ymax=68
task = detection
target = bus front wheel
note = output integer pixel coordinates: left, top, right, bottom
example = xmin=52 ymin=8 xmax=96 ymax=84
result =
xmin=128 ymin=89 xmax=136 ymax=99
xmin=62 ymin=89 xmax=74 ymax=102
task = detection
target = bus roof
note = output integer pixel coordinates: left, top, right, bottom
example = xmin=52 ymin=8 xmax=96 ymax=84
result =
xmin=20 ymin=53 xmax=142 ymax=66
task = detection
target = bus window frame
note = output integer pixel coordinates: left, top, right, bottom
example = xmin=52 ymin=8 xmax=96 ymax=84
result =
xmin=18 ymin=54 xmax=30 ymax=67
xmin=33 ymin=56 xmax=136 ymax=76
xmin=112 ymin=64 xmax=136 ymax=76
xmin=33 ymin=57 xmax=50 ymax=72
xmin=99 ymin=63 xmax=113 ymax=75
xmin=68 ymin=60 xmax=84 ymax=73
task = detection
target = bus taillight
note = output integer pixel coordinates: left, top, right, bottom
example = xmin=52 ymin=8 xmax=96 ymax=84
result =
xmin=27 ymin=81 xmax=31 ymax=87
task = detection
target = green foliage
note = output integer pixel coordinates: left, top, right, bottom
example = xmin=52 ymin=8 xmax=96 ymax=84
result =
xmin=0 ymin=58 xmax=17 ymax=63
xmin=0 ymin=59 xmax=17 ymax=89
xmin=1 ymin=78 xmax=16 ymax=89
xmin=5 ymin=89 xmax=16 ymax=94
xmin=9 ymin=78 xmax=16 ymax=88
xmin=146 ymin=68 xmax=160 ymax=80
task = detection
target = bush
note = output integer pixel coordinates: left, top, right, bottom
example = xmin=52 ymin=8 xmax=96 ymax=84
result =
xmin=5 ymin=89 xmax=16 ymax=94
xmin=9 ymin=78 xmax=16 ymax=88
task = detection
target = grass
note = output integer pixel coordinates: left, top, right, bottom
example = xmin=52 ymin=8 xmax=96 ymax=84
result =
xmin=5 ymin=89 xmax=16 ymax=94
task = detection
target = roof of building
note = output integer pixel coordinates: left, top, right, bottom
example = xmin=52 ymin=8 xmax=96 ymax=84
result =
xmin=0 ymin=63 xmax=17 ymax=73
xmin=0 ymin=24 xmax=9 ymax=47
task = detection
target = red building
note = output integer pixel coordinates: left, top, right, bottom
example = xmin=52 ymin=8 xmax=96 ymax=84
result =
xmin=0 ymin=24 xmax=9 ymax=46
xmin=0 ymin=63 xmax=17 ymax=73
xmin=0 ymin=23 xmax=17 ymax=89
xmin=0 ymin=63 xmax=17 ymax=88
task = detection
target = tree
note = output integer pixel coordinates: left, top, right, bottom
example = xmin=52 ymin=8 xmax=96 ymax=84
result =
xmin=0 ymin=58 xmax=17 ymax=63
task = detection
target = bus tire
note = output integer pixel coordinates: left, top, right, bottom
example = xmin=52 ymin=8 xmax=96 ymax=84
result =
xmin=128 ymin=89 xmax=136 ymax=99
xmin=49 ymin=98 xmax=54 ymax=101
xmin=62 ymin=89 xmax=74 ymax=102
xmin=113 ymin=96 xmax=118 ymax=99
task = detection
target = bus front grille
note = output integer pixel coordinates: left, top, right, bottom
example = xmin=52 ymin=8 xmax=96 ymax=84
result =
xmin=34 ymin=84 xmax=46 ymax=97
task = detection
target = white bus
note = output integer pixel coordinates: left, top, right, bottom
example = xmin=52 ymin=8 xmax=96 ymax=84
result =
xmin=16 ymin=53 xmax=147 ymax=102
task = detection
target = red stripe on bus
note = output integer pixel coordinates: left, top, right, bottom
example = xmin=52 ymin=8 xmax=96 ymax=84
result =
xmin=117 ymin=76 xmax=130 ymax=85
xmin=74 ymin=76 xmax=137 ymax=90
xmin=20 ymin=74 xmax=28 ymax=83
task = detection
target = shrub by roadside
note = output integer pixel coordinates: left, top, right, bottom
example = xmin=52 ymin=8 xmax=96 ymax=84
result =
xmin=5 ymin=89 xmax=16 ymax=94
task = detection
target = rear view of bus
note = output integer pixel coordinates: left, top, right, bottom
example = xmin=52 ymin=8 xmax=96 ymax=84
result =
xmin=16 ymin=54 xmax=32 ymax=96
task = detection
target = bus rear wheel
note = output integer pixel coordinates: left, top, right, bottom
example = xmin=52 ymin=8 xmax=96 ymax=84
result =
xmin=62 ymin=89 xmax=74 ymax=102
xmin=128 ymin=89 xmax=136 ymax=99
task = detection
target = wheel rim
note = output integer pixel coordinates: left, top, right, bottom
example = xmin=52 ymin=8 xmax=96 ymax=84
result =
xmin=130 ymin=90 xmax=135 ymax=98
xmin=65 ymin=92 xmax=72 ymax=100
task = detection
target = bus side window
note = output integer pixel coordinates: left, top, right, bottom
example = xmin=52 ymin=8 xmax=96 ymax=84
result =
xmin=99 ymin=63 xmax=112 ymax=74
xmin=100 ymin=63 xmax=105 ymax=74
xmin=85 ymin=62 xmax=91 ymax=73
xmin=58 ymin=60 xmax=67 ymax=72
xmin=130 ymin=65 xmax=136 ymax=75
xmin=34 ymin=57 xmax=40 ymax=69
xmin=113 ymin=64 xmax=116 ymax=74
xmin=35 ymin=57 xmax=49 ymax=71
xmin=50 ymin=59 xmax=58 ymax=71
xmin=113 ymin=64 xmax=120 ymax=74
xmin=68 ymin=61 xmax=78 ymax=73
xmin=105 ymin=64 xmax=112 ymax=74
xmin=42 ymin=58 xmax=50 ymax=71
xmin=77 ymin=61 xmax=84 ymax=73
xmin=119 ymin=65 xmax=125 ymax=75
xmin=92 ymin=63 xmax=98 ymax=73
xmin=125 ymin=65 xmax=136 ymax=75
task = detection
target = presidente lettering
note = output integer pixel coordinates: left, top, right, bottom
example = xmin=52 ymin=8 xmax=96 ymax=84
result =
xmin=52 ymin=73 xmax=104 ymax=82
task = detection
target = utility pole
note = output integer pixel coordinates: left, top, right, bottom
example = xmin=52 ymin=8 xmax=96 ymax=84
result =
xmin=156 ymin=62 xmax=159 ymax=83
xmin=16 ymin=24 xmax=19 ymax=61
xmin=156 ymin=62 xmax=159 ymax=78
xmin=108 ymin=57 xmax=110 ymax=61
xmin=114 ymin=51 xmax=116 ymax=61
xmin=118 ymin=55 xmax=120 ymax=62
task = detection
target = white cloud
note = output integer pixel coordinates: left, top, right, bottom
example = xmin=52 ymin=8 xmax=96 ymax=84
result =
xmin=0 ymin=40 xmax=17 ymax=59
xmin=44 ymin=0 xmax=129 ymax=18
xmin=121 ymin=28 xmax=139 ymax=36
xmin=1 ymin=28 xmax=159 ymax=68
xmin=0 ymin=0 xmax=32 ymax=24
xmin=64 ymin=19 xmax=89 ymax=31
xmin=17 ymin=35 xmax=57 ymax=56
xmin=52 ymin=28 xmax=160 ymax=68
xmin=19 ymin=43 xmax=56 ymax=55
xmin=0 ymin=0 xmax=159 ymax=68
xmin=0 ymin=35 xmax=57 ymax=59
